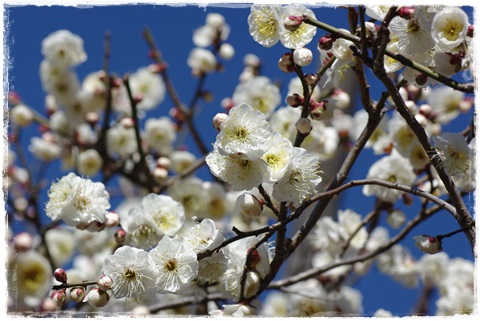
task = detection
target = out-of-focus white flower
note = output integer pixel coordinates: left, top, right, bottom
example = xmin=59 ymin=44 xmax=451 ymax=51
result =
xmin=433 ymin=132 xmax=473 ymax=179
xmin=248 ymin=4 xmax=283 ymax=48
xmin=215 ymin=103 xmax=274 ymax=160
xmin=280 ymin=4 xmax=317 ymax=49
xmin=41 ymin=29 xmax=87 ymax=67
xmin=210 ymin=303 xmax=257 ymax=316
xmin=40 ymin=60 xmax=81 ymax=108
xmin=129 ymin=67 xmax=166 ymax=111
xmin=293 ymin=47 xmax=313 ymax=66
xmin=168 ymin=176 xmax=208 ymax=219
xmin=14 ymin=250 xmax=53 ymax=307
xmin=262 ymin=134 xmax=293 ymax=182
xmin=261 ymin=292 xmax=291 ymax=317
xmin=81 ymin=71 xmax=107 ymax=112
xmin=388 ymin=113 xmax=417 ymax=157
xmin=178 ymin=218 xmax=224 ymax=254
xmin=144 ymin=116 xmax=176 ymax=155
xmin=106 ymin=124 xmax=137 ymax=158
xmin=77 ymin=149 xmax=103 ymax=177
xmin=301 ymin=124 xmax=339 ymax=161
xmin=74 ymin=228 xmax=115 ymax=256
xmin=196 ymin=252 xmax=228 ymax=285
xmin=273 ymin=147 xmax=322 ymax=207
xmin=312 ymin=251 xmax=350 ymax=279
xmin=140 ymin=193 xmax=186 ymax=237
xmin=351 ymin=109 xmax=391 ymax=155
xmin=150 ymin=236 xmax=199 ymax=294
xmin=287 ymin=279 xmax=333 ymax=316
xmin=187 ymin=47 xmax=217 ymax=74
xmin=45 ymin=228 xmax=75 ymax=267
xmin=232 ymin=77 xmax=281 ymax=117
xmin=206 ymin=147 xmax=270 ymax=191
xmin=373 ymin=308 xmax=394 ymax=317
xmin=310 ymin=216 xmax=343 ymax=254
xmin=414 ymin=235 xmax=443 ymax=255
xmin=45 ymin=173 xmax=110 ymax=227
xmin=377 ymin=245 xmax=419 ymax=288
xmin=363 ymin=152 xmax=416 ymax=203
xmin=408 ymin=141 xmax=430 ymax=170
xmin=427 ymin=86 xmax=464 ymax=124
xmin=28 ymin=136 xmax=62 ymax=162
xmin=203 ymin=182 xmax=229 ymax=220
xmin=338 ymin=209 xmax=368 ymax=251
xmin=431 ymin=7 xmax=469 ymax=52
xmin=387 ymin=210 xmax=406 ymax=229
xmin=10 ymin=104 xmax=34 ymax=126
xmin=169 ymin=150 xmax=196 ymax=174
xmin=102 ymin=246 xmax=158 ymax=298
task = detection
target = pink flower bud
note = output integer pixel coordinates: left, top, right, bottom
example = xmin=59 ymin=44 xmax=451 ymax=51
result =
xmin=120 ymin=117 xmax=135 ymax=129
xmin=318 ymin=35 xmax=333 ymax=51
xmin=212 ymin=113 xmax=228 ymax=131
xmin=51 ymin=290 xmax=66 ymax=305
xmin=467 ymin=25 xmax=474 ymax=37
xmin=278 ymin=52 xmax=295 ymax=73
xmin=85 ymin=288 xmax=110 ymax=308
xmin=293 ymin=48 xmax=313 ymax=66
xmin=284 ymin=15 xmax=304 ymax=31
xmin=70 ymin=287 xmax=86 ymax=303
xmin=413 ymin=235 xmax=443 ymax=254
xmin=85 ymin=112 xmax=99 ymax=125
xmin=286 ymin=93 xmax=304 ymax=107
xmin=105 ymin=212 xmax=120 ymax=228
xmin=157 ymin=156 xmax=172 ymax=169
xmin=295 ymin=117 xmax=312 ymax=135
xmin=97 ymin=275 xmax=113 ymax=291
xmin=54 ymin=268 xmax=68 ymax=284
xmin=13 ymin=232 xmax=33 ymax=252
xmin=114 ymin=228 xmax=127 ymax=244
xmin=459 ymin=97 xmax=473 ymax=113
xmin=397 ymin=6 xmax=415 ymax=20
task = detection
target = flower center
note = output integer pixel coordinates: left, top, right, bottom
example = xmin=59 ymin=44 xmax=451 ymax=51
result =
xmin=165 ymin=259 xmax=178 ymax=272
xmin=442 ymin=18 xmax=463 ymax=41
xmin=123 ymin=267 xmax=137 ymax=280
xmin=255 ymin=9 xmax=277 ymax=38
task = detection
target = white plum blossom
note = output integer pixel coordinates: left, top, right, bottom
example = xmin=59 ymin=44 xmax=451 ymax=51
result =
xmin=169 ymin=150 xmax=197 ymax=173
xmin=203 ymin=182 xmax=229 ymax=220
xmin=363 ymin=152 xmax=416 ymax=203
xmin=41 ymin=29 xmax=87 ymax=67
xmin=196 ymin=252 xmax=228 ymax=285
xmin=150 ymin=236 xmax=199 ymax=294
xmin=28 ymin=136 xmax=62 ymax=161
xmin=81 ymin=71 xmax=107 ymax=112
xmin=338 ymin=209 xmax=368 ymax=251
xmin=129 ymin=67 xmax=166 ymax=111
xmin=177 ymin=218 xmax=224 ymax=254
xmin=413 ymin=235 xmax=443 ymax=254
xmin=432 ymin=132 xmax=473 ymax=179
xmin=144 ymin=117 xmax=176 ymax=155
xmin=187 ymin=47 xmax=217 ymax=74
xmin=210 ymin=303 xmax=257 ymax=317
xmin=106 ymin=124 xmax=137 ymax=158
xmin=248 ymin=5 xmax=283 ymax=48
xmin=273 ymin=147 xmax=322 ymax=207
xmin=10 ymin=104 xmax=34 ymax=126
xmin=140 ymin=193 xmax=186 ymax=237
xmin=431 ymin=6 xmax=469 ymax=52
xmin=102 ymin=246 xmax=159 ymax=299
xmin=77 ymin=149 xmax=103 ymax=177
xmin=39 ymin=60 xmax=80 ymax=107
xmin=280 ymin=4 xmax=317 ymax=49
xmin=262 ymin=134 xmax=294 ymax=182
xmin=236 ymin=192 xmax=263 ymax=217
xmin=215 ymin=103 xmax=274 ymax=160
xmin=232 ymin=76 xmax=281 ymax=117
xmin=365 ymin=5 xmax=391 ymax=21
xmin=45 ymin=173 xmax=110 ymax=227
xmin=310 ymin=216 xmax=343 ymax=254
xmin=121 ymin=207 xmax=162 ymax=250
xmin=427 ymin=86 xmax=464 ymax=124
xmin=389 ymin=16 xmax=435 ymax=56
xmin=168 ymin=176 xmax=209 ymax=219
xmin=45 ymin=228 xmax=75 ymax=267
xmin=206 ymin=146 xmax=270 ymax=191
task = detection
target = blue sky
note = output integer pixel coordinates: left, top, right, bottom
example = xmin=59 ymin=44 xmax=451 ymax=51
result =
xmin=4 ymin=4 xmax=476 ymax=316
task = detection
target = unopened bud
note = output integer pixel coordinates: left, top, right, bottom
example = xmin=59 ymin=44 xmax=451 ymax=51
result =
xmin=97 ymin=275 xmax=113 ymax=291
xmin=286 ymin=93 xmax=304 ymax=107
xmin=309 ymin=100 xmax=327 ymax=120
xmin=85 ymin=288 xmax=110 ymax=308
xmin=221 ymin=97 xmax=235 ymax=110
xmin=236 ymin=193 xmax=263 ymax=217
xmin=397 ymin=6 xmax=415 ymax=20
xmin=105 ymin=212 xmax=120 ymax=228
xmin=50 ymin=290 xmax=66 ymax=305
xmin=70 ymin=287 xmax=86 ymax=303
xmin=114 ymin=228 xmax=127 ymax=244
xmin=247 ymin=248 xmax=261 ymax=267
xmin=278 ymin=52 xmax=295 ymax=73
xmin=418 ymin=104 xmax=432 ymax=117
xmin=243 ymin=53 xmax=261 ymax=68
xmin=296 ymin=117 xmax=312 ymax=135
xmin=10 ymin=104 xmax=34 ymax=127
xmin=120 ymin=117 xmax=135 ymax=129
xmin=331 ymin=89 xmax=351 ymax=109
xmin=467 ymin=25 xmax=474 ymax=37
xmin=157 ymin=156 xmax=172 ymax=169
xmin=85 ymin=112 xmax=100 ymax=125
xmin=132 ymin=305 xmax=151 ymax=316
xmin=284 ymin=15 xmax=303 ymax=32
xmin=459 ymin=98 xmax=473 ymax=113
xmin=54 ymin=268 xmax=68 ymax=284
xmin=219 ymin=43 xmax=235 ymax=60
xmin=318 ymin=35 xmax=333 ymax=51
xmin=213 ymin=113 xmax=228 ymax=131
xmin=413 ymin=235 xmax=442 ymax=254
xmin=13 ymin=232 xmax=33 ymax=252
xmin=304 ymin=73 xmax=318 ymax=86
xmin=244 ymin=271 xmax=261 ymax=298
xmin=153 ymin=167 xmax=169 ymax=181
xmin=293 ymin=48 xmax=313 ymax=66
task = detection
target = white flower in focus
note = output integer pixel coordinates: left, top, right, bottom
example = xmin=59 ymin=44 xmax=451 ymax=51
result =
xmin=150 ymin=236 xmax=199 ymax=294
xmin=431 ymin=7 xmax=469 ymax=52
xmin=14 ymin=250 xmax=53 ymax=306
xmin=331 ymin=37 xmax=356 ymax=64
xmin=144 ymin=117 xmax=176 ymax=155
xmin=273 ymin=147 xmax=322 ymax=207
xmin=432 ymin=132 xmax=473 ymax=179
xmin=389 ymin=16 xmax=435 ymax=56
xmin=232 ymin=76 xmax=281 ymax=117
xmin=187 ymin=48 xmax=217 ymax=74
xmin=178 ymin=218 xmax=224 ymax=253
xmin=102 ymin=246 xmax=158 ymax=299
xmin=206 ymin=146 xmax=270 ymax=191
xmin=129 ymin=67 xmax=166 ymax=111
xmin=28 ymin=137 xmax=61 ymax=161
xmin=384 ymin=40 xmax=404 ymax=73
xmin=141 ymin=193 xmax=185 ymax=237
xmin=363 ymin=152 xmax=416 ymax=203
xmin=106 ymin=124 xmax=137 ymax=158
xmin=215 ymin=103 xmax=274 ymax=160
xmin=262 ymin=134 xmax=293 ymax=182
xmin=77 ymin=149 xmax=103 ymax=177
xmin=10 ymin=104 xmax=34 ymax=127
xmin=293 ymin=47 xmax=313 ymax=66
xmin=41 ymin=29 xmax=87 ymax=67
xmin=248 ymin=5 xmax=283 ymax=48
xmin=280 ymin=5 xmax=317 ymax=49
xmin=46 ymin=173 xmax=110 ymax=227
xmin=236 ymin=193 xmax=263 ymax=217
